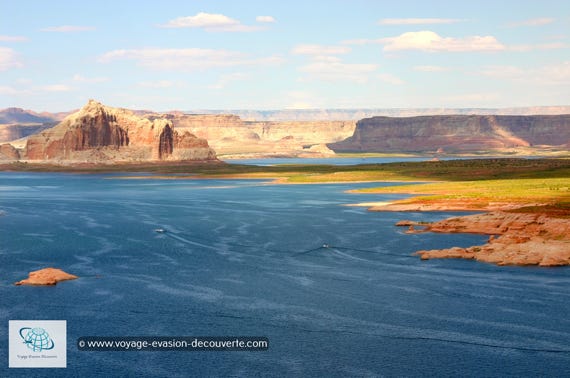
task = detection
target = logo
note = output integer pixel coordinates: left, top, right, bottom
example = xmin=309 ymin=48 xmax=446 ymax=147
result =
xmin=9 ymin=320 xmax=67 ymax=368
xmin=19 ymin=327 xmax=55 ymax=352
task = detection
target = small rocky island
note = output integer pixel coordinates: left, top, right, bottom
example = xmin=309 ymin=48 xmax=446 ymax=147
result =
xmin=15 ymin=267 xmax=78 ymax=286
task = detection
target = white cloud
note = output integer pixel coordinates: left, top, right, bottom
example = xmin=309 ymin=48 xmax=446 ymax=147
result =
xmin=138 ymin=80 xmax=177 ymax=88
xmin=509 ymin=42 xmax=568 ymax=52
xmin=440 ymin=92 xmax=500 ymax=105
xmin=379 ymin=18 xmax=464 ymax=25
xmin=284 ymin=90 xmax=322 ymax=109
xmin=345 ymin=31 xmax=563 ymax=52
xmin=99 ymin=48 xmax=283 ymax=71
xmin=291 ymin=44 xmax=351 ymax=55
xmin=414 ymin=65 xmax=449 ymax=72
xmin=0 ymin=47 xmax=22 ymax=71
xmin=72 ymin=74 xmax=109 ymax=83
xmin=508 ymin=18 xmax=555 ymax=27
xmin=299 ymin=59 xmax=377 ymax=83
xmin=540 ymin=62 xmax=570 ymax=83
xmin=159 ymin=12 xmax=261 ymax=32
xmin=256 ymin=16 xmax=276 ymax=23
xmin=0 ymin=35 xmax=28 ymax=42
xmin=377 ymin=73 xmax=404 ymax=85
xmin=0 ymin=85 xmax=22 ymax=95
xmin=310 ymin=56 xmax=344 ymax=63
xmin=40 ymin=25 xmax=96 ymax=32
xmin=0 ymin=82 xmax=73 ymax=96
xmin=480 ymin=62 xmax=570 ymax=85
xmin=208 ymin=72 xmax=249 ymax=89
xmin=380 ymin=31 xmax=505 ymax=52
xmin=341 ymin=38 xmax=382 ymax=45
xmin=39 ymin=84 xmax=72 ymax=92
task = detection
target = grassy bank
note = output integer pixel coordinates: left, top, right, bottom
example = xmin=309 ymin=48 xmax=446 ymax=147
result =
xmin=2 ymin=158 xmax=570 ymax=182
xmin=354 ymin=178 xmax=570 ymax=212
xmin=3 ymin=158 xmax=570 ymax=215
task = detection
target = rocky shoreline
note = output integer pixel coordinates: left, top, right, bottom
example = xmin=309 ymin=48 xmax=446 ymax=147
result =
xmin=395 ymin=211 xmax=570 ymax=266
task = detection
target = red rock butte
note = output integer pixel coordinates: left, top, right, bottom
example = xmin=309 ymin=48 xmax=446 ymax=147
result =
xmin=21 ymin=99 xmax=217 ymax=163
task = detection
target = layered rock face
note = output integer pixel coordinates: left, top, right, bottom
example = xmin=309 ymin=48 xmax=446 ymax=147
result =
xmin=0 ymin=143 xmax=20 ymax=160
xmin=22 ymin=100 xmax=216 ymax=162
xmin=329 ymin=115 xmax=570 ymax=152
xmin=162 ymin=113 xmax=355 ymax=156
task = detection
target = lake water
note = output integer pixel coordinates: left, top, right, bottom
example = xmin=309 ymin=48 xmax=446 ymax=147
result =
xmin=1 ymin=172 xmax=569 ymax=376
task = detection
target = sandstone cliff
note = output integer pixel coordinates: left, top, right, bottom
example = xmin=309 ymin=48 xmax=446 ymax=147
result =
xmin=329 ymin=115 xmax=570 ymax=153
xmin=0 ymin=143 xmax=20 ymax=160
xmin=158 ymin=113 xmax=355 ymax=157
xmin=21 ymin=100 xmax=216 ymax=163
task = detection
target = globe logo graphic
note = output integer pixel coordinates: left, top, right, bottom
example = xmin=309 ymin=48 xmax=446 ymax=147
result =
xmin=19 ymin=327 xmax=55 ymax=352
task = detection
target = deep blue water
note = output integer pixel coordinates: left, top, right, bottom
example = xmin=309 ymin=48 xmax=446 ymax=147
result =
xmin=1 ymin=172 xmax=569 ymax=377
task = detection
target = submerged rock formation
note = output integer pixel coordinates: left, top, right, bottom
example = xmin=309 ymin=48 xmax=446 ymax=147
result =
xmin=15 ymin=267 xmax=78 ymax=286
xmin=21 ymin=100 xmax=216 ymax=163
xmin=329 ymin=114 xmax=570 ymax=153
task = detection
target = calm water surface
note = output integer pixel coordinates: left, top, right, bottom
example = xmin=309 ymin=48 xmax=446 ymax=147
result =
xmin=0 ymin=172 xmax=568 ymax=377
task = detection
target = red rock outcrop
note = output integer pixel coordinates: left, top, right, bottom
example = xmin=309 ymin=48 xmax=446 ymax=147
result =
xmin=414 ymin=212 xmax=570 ymax=266
xmin=330 ymin=114 xmax=570 ymax=153
xmin=22 ymin=100 xmax=216 ymax=162
xmin=171 ymin=131 xmax=217 ymax=160
xmin=0 ymin=143 xmax=19 ymax=160
xmin=15 ymin=267 xmax=78 ymax=286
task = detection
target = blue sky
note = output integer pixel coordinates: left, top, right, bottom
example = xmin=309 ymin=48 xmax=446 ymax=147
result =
xmin=1 ymin=0 xmax=569 ymax=111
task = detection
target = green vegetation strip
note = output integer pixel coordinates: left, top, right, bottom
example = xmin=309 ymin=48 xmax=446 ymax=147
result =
xmin=355 ymin=178 xmax=570 ymax=202
xmin=4 ymin=158 xmax=570 ymax=214
xmin=3 ymin=158 xmax=570 ymax=183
